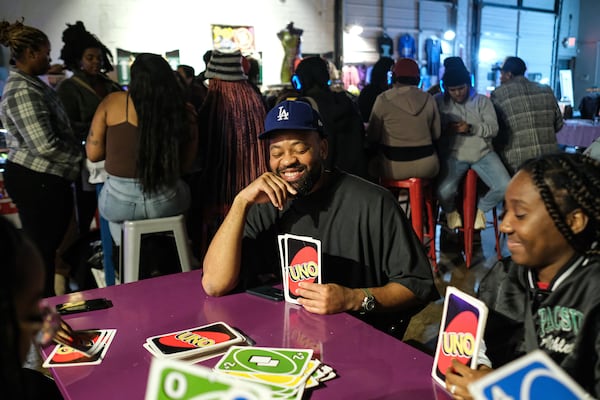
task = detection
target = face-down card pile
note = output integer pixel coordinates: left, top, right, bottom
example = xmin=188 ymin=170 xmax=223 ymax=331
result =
xmin=142 ymin=321 xmax=247 ymax=364
xmin=43 ymin=328 xmax=117 ymax=368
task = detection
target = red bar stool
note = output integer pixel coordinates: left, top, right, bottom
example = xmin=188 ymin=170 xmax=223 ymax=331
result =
xmin=379 ymin=177 xmax=437 ymax=270
xmin=460 ymin=169 xmax=502 ymax=268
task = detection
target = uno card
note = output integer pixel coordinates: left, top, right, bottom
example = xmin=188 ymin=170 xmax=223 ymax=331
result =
xmin=221 ymin=358 xmax=320 ymax=390
xmin=215 ymin=346 xmax=313 ymax=377
xmin=145 ymin=357 xmax=271 ymax=400
xmin=277 ymin=234 xmax=289 ymax=295
xmin=279 ymin=234 xmax=321 ymax=304
xmin=431 ymin=287 xmax=488 ymax=387
xmin=145 ymin=322 xmax=244 ymax=359
xmin=43 ymin=329 xmax=116 ymax=367
xmin=143 ymin=342 xmax=235 ymax=365
xmin=54 ymin=329 xmax=110 ymax=357
xmin=469 ymin=350 xmax=592 ymax=400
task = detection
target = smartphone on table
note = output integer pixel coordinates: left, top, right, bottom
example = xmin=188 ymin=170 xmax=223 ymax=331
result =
xmin=55 ymin=298 xmax=113 ymax=315
xmin=246 ymin=286 xmax=284 ymax=301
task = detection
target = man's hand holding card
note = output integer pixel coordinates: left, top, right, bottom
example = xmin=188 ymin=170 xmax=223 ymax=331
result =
xmin=277 ymin=233 xmax=360 ymax=314
xmin=296 ymin=281 xmax=357 ymax=314
xmin=277 ymin=234 xmax=322 ymax=305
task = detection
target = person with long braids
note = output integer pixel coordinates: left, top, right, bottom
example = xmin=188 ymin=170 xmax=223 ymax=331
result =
xmin=444 ymin=153 xmax=600 ymax=399
xmin=86 ymin=53 xmax=198 ymax=245
xmin=0 ymin=19 xmax=82 ymax=297
xmin=196 ymin=50 xmax=267 ymax=253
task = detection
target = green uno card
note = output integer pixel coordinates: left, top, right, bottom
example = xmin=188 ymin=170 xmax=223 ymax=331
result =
xmin=215 ymin=346 xmax=313 ymax=376
xmin=144 ymin=357 xmax=270 ymax=400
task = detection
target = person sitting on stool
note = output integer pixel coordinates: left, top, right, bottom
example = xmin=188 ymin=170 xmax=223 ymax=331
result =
xmin=434 ymin=57 xmax=510 ymax=230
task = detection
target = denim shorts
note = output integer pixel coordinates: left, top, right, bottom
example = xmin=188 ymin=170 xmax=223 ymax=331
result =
xmin=98 ymin=175 xmax=191 ymax=244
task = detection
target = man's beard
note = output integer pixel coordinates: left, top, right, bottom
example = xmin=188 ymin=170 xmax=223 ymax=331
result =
xmin=277 ymin=162 xmax=323 ymax=197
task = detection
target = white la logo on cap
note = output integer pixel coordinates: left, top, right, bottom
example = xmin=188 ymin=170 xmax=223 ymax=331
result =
xmin=276 ymin=106 xmax=290 ymax=121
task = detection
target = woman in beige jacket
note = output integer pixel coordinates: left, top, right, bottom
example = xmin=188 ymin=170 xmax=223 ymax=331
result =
xmin=367 ymin=58 xmax=441 ymax=180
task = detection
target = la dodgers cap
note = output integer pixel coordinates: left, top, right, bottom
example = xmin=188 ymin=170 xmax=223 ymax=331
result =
xmin=259 ymin=100 xmax=325 ymax=140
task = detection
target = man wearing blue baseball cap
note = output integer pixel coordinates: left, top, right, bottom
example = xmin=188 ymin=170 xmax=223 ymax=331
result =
xmin=202 ymin=99 xmax=438 ymax=338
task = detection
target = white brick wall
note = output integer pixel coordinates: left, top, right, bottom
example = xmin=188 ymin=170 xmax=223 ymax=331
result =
xmin=0 ymin=0 xmax=334 ymax=86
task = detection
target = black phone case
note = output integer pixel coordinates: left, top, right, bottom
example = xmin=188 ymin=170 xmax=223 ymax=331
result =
xmin=56 ymin=298 xmax=113 ymax=315
xmin=246 ymin=286 xmax=284 ymax=301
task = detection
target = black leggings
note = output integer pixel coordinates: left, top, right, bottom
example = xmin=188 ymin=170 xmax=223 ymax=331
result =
xmin=3 ymin=161 xmax=74 ymax=297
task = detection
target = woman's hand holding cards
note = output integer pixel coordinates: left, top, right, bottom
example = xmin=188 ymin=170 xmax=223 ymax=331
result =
xmin=445 ymin=359 xmax=492 ymax=400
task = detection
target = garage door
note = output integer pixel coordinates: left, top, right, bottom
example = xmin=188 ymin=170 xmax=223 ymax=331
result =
xmin=476 ymin=3 xmax=557 ymax=95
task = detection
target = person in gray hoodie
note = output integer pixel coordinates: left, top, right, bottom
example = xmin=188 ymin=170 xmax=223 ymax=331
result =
xmin=367 ymin=58 xmax=441 ymax=180
xmin=434 ymin=57 xmax=510 ymax=230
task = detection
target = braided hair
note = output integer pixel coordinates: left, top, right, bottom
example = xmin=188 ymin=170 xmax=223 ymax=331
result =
xmin=0 ymin=19 xmax=48 ymax=65
xmin=0 ymin=217 xmax=27 ymax=396
xmin=519 ymin=153 xmax=600 ymax=258
xmin=60 ymin=21 xmax=114 ymax=72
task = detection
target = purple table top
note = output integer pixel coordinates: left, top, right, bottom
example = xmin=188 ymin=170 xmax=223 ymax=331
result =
xmin=557 ymin=119 xmax=600 ymax=148
xmin=42 ymin=270 xmax=450 ymax=399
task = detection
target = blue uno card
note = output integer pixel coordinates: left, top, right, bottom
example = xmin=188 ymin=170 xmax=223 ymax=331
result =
xmin=469 ymin=350 xmax=592 ymax=400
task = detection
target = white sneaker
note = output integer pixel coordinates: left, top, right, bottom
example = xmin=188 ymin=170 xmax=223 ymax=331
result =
xmin=474 ymin=209 xmax=487 ymax=230
xmin=446 ymin=210 xmax=463 ymax=229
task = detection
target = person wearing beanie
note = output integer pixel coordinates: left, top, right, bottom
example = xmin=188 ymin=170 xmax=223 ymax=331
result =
xmin=292 ymin=56 xmax=369 ymax=179
xmin=195 ymin=49 xmax=267 ymax=256
xmin=367 ymin=58 xmax=441 ymax=182
xmin=203 ymin=99 xmax=438 ymax=339
xmin=491 ymin=56 xmax=563 ymax=174
xmin=435 ymin=57 xmax=510 ymax=230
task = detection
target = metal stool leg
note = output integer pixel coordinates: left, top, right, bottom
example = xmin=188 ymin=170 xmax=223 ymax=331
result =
xmin=462 ymin=170 xmax=478 ymax=268
xmin=121 ymin=214 xmax=192 ymax=283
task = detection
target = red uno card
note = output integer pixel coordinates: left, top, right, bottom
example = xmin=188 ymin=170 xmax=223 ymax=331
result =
xmin=145 ymin=322 xmax=244 ymax=359
xmin=432 ymin=287 xmax=488 ymax=387
xmin=278 ymin=234 xmax=321 ymax=304
xmin=43 ymin=329 xmax=116 ymax=367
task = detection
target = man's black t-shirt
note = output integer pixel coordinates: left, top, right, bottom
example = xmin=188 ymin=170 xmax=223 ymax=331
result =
xmin=240 ymin=170 xmax=438 ymax=336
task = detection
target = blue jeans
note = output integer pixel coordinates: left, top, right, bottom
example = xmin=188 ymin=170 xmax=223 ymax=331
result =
xmin=98 ymin=175 xmax=191 ymax=245
xmin=437 ymin=152 xmax=510 ymax=213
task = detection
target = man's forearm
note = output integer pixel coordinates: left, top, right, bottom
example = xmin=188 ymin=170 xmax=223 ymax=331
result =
xmin=370 ymin=282 xmax=421 ymax=312
xmin=202 ymin=196 xmax=251 ymax=296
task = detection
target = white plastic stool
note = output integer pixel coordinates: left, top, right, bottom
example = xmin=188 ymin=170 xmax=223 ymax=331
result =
xmin=121 ymin=214 xmax=192 ymax=283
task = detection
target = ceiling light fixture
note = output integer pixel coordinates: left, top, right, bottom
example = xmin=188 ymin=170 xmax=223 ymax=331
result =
xmin=346 ymin=24 xmax=364 ymax=36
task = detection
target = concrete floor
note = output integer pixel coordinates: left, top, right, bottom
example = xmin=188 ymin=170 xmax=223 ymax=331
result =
xmin=403 ymin=213 xmax=509 ymax=352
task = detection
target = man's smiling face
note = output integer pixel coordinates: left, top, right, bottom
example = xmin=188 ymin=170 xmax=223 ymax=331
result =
xmin=268 ymin=130 xmax=328 ymax=197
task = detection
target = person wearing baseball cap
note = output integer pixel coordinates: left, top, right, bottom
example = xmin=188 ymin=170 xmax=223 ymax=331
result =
xmin=203 ymin=99 xmax=438 ymax=339
xmin=366 ymin=58 xmax=441 ymax=182
xmin=491 ymin=56 xmax=563 ymax=174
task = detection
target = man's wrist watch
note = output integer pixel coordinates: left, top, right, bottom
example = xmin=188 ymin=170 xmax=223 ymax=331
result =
xmin=360 ymin=288 xmax=375 ymax=314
